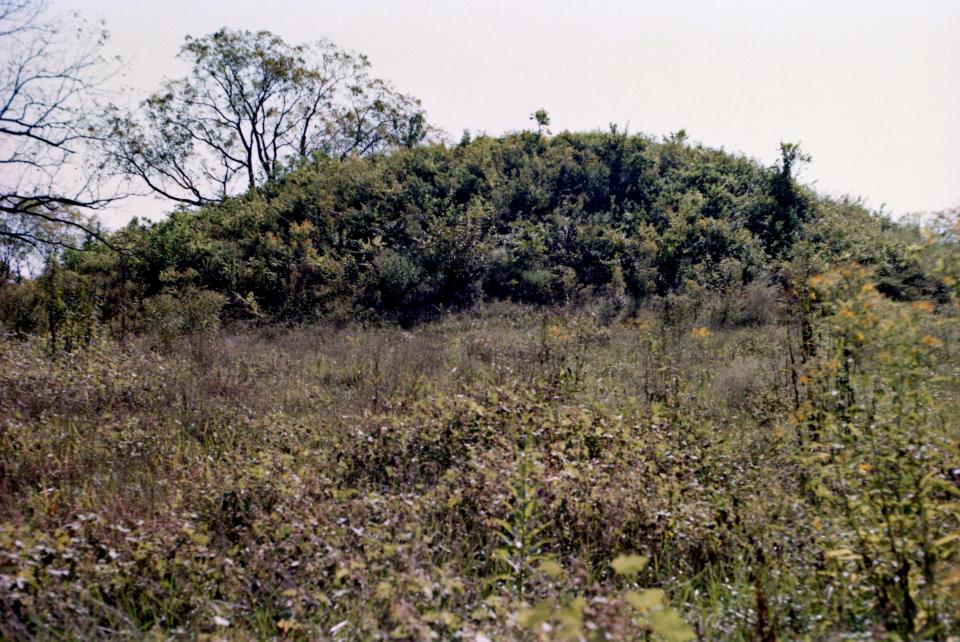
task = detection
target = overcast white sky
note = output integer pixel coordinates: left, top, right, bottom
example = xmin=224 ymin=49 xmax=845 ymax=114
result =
xmin=57 ymin=0 xmax=960 ymax=227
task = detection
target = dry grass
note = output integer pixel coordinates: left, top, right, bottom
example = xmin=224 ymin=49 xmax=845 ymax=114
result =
xmin=1 ymin=299 xmax=957 ymax=640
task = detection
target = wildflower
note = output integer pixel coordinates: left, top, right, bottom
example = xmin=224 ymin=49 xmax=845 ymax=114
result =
xmin=546 ymin=324 xmax=569 ymax=342
xmin=920 ymin=335 xmax=943 ymax=350
xmin=911 ymin=300 xmax=935 ymax=313
xmin=277 ymin=619 xmax=299 ymax=633
xmin=691 ymin=327 xmax=710 ymax=339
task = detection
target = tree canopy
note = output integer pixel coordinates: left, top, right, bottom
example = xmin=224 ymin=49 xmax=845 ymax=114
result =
xmin=104 ymin=28 xmax=429 ymax=206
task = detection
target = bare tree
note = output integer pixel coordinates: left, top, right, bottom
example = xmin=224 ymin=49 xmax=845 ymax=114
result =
xmin=0 ymin=0 xmax=121 ymax=275
xmin=104 ymin=28 xmax=429 ymax=207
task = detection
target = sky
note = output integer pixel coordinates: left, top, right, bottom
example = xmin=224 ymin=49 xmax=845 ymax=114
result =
xmin=56 ymin=0 xmax=960 ymax=227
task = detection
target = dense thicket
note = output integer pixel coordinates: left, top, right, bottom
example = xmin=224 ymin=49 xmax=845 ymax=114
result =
xmin=6 ymin=129 xmax=930 ymax=336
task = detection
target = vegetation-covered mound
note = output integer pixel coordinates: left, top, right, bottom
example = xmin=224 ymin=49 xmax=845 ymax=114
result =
xmin=2 ymin=130 xmax=944 ymax=338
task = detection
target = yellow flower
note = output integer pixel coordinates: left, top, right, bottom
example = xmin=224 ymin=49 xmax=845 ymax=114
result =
xmin=691 ymin=326 xmax=711 ymax=338
xmin=911 ymin=300 xmax=935 ymax=313
xmin=920 ymin=335 xmax=943 ymax=350
xmin=546 ymin=324 xmax=569 ymax=342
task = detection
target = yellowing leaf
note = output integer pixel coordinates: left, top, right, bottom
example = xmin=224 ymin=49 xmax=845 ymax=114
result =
xmin=825 ymin=548 xmax=861 ymax=561
xmin=934 ymin=533 xmax=960 ymax=548
xmin=276 ymin=618 xmax=299 ymax=633
xmin=516 ymin=603 xmax=550 ymax=629
xmin=611 ymin=554 xmax=648 ymax=576
xmin=649 ymin=608 xmax=695 ymax=642
xmin=625 ymin=588 xmax=665 ymax=613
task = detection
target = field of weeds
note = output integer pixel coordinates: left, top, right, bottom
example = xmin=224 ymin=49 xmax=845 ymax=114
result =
xmin=2 ymin=281 xmax=959 ymax=640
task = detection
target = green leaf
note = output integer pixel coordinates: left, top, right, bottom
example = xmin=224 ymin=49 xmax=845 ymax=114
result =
xmin=539 ymin=559 xmax=563 ymax=579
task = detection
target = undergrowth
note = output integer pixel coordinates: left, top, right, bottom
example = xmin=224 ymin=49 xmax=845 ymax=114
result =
xmin=1 ymin=270 xmax=959 ymax=639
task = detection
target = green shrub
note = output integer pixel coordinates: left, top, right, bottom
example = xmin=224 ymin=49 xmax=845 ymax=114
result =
xmin=0 ymin=280 xmax=43 ymax=337
xmin=142 ymin=287 xmax=225 ymax=347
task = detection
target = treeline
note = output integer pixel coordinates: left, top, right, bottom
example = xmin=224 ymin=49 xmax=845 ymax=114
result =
xmin=1 ymin=128 xmax=946 ymax=343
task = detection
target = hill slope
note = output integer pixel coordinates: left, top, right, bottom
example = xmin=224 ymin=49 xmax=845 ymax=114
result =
xmin=57 ymin=131 xmax=940 ymax=327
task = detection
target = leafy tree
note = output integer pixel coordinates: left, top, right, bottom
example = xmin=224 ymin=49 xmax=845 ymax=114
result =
xmin=531 ymin=108 xmax=550 ymax=135
xmin=749 ymin=142 xmax=812 ymax=255
xmin=104 ymin=28 xmax=429 ymax=206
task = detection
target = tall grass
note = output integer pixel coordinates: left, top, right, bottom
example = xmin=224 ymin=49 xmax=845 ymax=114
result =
xmin=1 ymin=292 xmax=957 ymax=639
